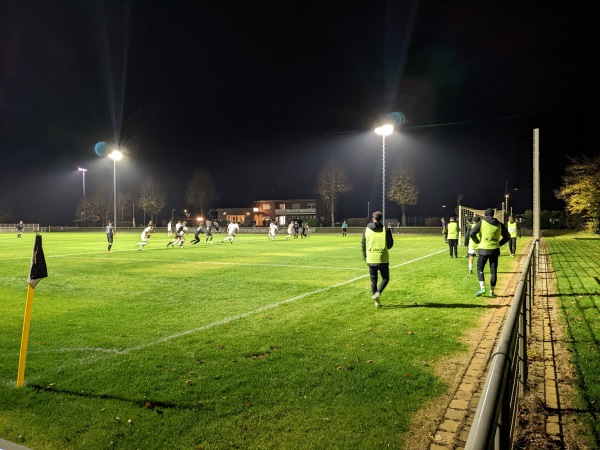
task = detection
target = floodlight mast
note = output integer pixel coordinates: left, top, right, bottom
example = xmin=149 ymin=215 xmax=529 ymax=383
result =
xmin=374 ymin=124 xmax=394 ymax=225
xmin=108 ymin=150 xmax=123 ymax=233
xmin=78 ymin=167 xmax=87 ymax=219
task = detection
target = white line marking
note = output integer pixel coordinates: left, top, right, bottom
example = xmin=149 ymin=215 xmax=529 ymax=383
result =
xmin=3 ymin=249 xmax=447 ymax=366
xmin=122 ymin=249 xmax=449 ymax=354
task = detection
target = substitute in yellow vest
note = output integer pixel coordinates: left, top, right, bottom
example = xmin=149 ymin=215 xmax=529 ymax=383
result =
xmin=467 ymin=216 xmax=481 ymax=274
xmin=361 ymin=211 xmax=394 ymax=307
xmin=447 ymin=217 xmax=459 ymax=258
xmin=506 ymin=215 xmax=519 ymax=257
xmin=469 ymin=208 xmax=510 ymax=297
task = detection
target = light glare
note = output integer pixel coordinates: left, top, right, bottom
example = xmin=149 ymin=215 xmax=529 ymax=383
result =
xmin=375 ymin=124 xmax=394 ymax=136
xmin=109 ymin=150 xmax=123 ymax=161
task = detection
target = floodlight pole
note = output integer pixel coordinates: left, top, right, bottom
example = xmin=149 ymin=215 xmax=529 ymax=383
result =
xmin=108 ymin=150 xmax=123 ymax=233
xmin=382 ymin=135 xmax=386 ymax=224
xmin=113 ymin=159 xmax=117 ymax=232
xmin=374 ymin=124 xmax=394 ymax=225
xmin=78 ymin=167 xmax=87 ymax=219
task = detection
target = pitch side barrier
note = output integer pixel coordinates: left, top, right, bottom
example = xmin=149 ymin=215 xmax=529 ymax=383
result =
xmin=465 ymin=239 xmax=539 ymax=450
xmin=0 ymin=223 xmax=40 ymax=233
xmin=314 ymin=226 xmax=441 ymax=235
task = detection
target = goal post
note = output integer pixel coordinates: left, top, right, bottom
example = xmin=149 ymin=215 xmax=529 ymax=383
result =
xmin=458 ymin=205 xmax=504 ymax=245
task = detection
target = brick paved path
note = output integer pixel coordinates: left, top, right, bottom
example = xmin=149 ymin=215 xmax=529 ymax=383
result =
xmin=424 ymin=239 xmax=569 ymax=449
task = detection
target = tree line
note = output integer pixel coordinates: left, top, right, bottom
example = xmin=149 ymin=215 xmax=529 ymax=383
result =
xmin=315 ymin=160 xmax=419 ymax=225
xmin=71 ymin=161 xmax=420 ymax=227
xmin=74 ymin=168 xmax=218 ymax=226
xmin=554 ymin=155 xmax=600 ymax=233
xmin=0 ymin=162 xmax=420 ymax=226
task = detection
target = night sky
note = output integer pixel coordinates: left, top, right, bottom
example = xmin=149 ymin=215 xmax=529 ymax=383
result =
xmin=1 ymin=1 xmax=599 ymax=225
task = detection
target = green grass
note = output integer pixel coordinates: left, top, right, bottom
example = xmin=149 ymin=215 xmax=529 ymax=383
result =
xmin=545 ymin=234 xmax=600 ymax=448
xmin=0 ymin=231 xmax=521 ymax=449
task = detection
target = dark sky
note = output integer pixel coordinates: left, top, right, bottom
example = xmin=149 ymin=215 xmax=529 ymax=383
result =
xmin=1 ymin=1 xmax=599 ymax=225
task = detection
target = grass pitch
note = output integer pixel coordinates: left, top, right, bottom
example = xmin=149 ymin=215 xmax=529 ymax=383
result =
xmin=545 ymin=234 xmax=600 ymax=448
xmin=0 ymin=231 xmax=520 ymax=449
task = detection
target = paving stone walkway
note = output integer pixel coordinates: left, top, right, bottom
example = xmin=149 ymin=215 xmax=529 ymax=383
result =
xmin=425 ymin=239 xmax=567 ymax=449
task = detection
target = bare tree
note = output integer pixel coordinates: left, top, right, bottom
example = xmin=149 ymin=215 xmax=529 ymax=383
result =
xmin=138 ymin=180 xmax=166 ymax=225
xmin=315 ymin=162 xmax=351 ymax=225
xmin=387 ymin=167 xmax=419 ymax=226
xmin=85 ymin=186 xmax=113 ymax=224
xmin=186 ymin=168 xmax=218 ymax=215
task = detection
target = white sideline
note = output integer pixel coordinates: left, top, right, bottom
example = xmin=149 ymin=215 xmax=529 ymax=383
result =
xmin=123 ymin=249 xmax=447 ymax=353
xmin=3 ymin=249 xmax=446 ymax=366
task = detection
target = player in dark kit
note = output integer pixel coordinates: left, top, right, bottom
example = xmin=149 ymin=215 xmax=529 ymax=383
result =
xmin=190 ymin=225 xmax=204 ymax=245
xmin=106 ymin=220 xmax=114 ymax=252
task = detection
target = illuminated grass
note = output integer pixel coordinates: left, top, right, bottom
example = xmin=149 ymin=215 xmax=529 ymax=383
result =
xmin=546 ymin=234 xmax=600 ymax=448
xmin=0 ymin=231 xmax=518 ymax=449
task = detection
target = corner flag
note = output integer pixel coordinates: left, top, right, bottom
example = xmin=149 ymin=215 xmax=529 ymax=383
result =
xmin=17 ymin=234 xmax=48 ymax=387
xmin=28 ymin=234 xmax=48 ymax=288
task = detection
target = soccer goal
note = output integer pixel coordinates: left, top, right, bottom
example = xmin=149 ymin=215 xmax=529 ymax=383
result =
xmin=458 ymin=206 xmax=504 ymax=245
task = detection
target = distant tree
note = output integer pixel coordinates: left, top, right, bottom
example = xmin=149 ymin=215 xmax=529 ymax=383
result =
xmin=85 ymin=186 xmax=112 ymax=224
xmin=75 ymin=190 xmax=134 ymax=225
xmin=554 ymin=156 xmax=600 ymax=232
xmin=139 ymin=180 xmax=166 ymax=225
xmin=315 ymin=162 xmax=351 ymax=225
xmin=186 ymin=168 xmax=218 ymax=215
xmin=387 ymin=167 xmax=419 ymax=226
xmin=117 ymin=191 xmax=134 ymax=223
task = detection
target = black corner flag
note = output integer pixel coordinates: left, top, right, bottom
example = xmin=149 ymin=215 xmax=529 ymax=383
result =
xmin=27 ymin=234 xmax=48 ymax=289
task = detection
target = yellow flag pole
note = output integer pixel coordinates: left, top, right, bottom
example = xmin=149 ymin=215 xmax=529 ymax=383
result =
xmin=17 ymin=284 xmax=36 ymax=387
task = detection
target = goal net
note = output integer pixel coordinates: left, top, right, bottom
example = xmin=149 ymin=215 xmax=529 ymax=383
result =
xmin=458 ymin=206 xmax=504 ymax=245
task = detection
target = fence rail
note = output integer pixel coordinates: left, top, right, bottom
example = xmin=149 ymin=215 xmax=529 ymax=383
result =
xmin=0 ymin=224 xmax=40 ymax=233
xmin=465 ymin=239 xmax=538 ymax=450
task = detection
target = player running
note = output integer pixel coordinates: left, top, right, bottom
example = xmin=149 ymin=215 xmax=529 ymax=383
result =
xmin=268 ymin=220 xmax=279 ymax=240
xmin=167 ymin=221 xmax=188 ymax=248
xmin=190 ymin=224 xmax=204 ymax=245
xmin=138 ymin=223 xmax=153 ymax=250
xmin=285 ymin=222 xmax=294 ymax=240
xmin=222 ymin=221 xmax=240 ymax=244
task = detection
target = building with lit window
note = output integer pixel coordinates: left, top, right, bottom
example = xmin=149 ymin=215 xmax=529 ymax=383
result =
xmin=216 ymin=199 xmax=319 ymax=227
